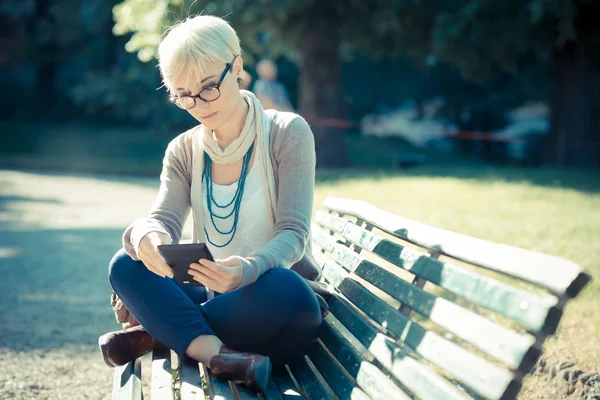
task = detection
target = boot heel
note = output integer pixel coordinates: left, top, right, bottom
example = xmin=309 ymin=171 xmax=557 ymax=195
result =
xmin=98 ymin=336 xmax=116 ymax=368
xmin=250 ymin=356 xmax=271 ymax=393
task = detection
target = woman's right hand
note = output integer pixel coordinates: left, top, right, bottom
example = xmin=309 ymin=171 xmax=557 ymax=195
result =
xmin=138 ymin=232 xmax=175 ymax=278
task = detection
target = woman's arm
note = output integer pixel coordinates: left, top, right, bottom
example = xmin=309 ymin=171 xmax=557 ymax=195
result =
xmin=122 ymin=132 xmax=193 ymax=259
xmin=236 ymin=115 xmax=316 ymax=288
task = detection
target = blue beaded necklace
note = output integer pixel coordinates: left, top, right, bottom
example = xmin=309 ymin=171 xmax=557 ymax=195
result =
xmin=202 ymin=142 xmax=255 ymax=248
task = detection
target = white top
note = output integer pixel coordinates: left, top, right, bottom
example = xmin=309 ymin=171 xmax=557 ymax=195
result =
xmin=202 ymin=143 xmax=275 ymax=261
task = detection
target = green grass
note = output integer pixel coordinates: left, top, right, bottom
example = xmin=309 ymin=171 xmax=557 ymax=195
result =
xmin=314 ymin=165 xmax=600 ymax=375
xmin=0 ymin=122 xmax=168 ymax=176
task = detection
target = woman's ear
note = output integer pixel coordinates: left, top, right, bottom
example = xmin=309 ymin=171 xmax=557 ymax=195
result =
xmin=233 ymin=56 xmax=244 ymax=77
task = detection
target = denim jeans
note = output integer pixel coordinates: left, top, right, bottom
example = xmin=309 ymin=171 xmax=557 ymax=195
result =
xmin=108 ymin=248 xmax=323 ymax=365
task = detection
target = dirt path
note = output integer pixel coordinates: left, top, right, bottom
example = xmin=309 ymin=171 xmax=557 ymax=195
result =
xmin=0 ymin=169 xmax=192 ymax=399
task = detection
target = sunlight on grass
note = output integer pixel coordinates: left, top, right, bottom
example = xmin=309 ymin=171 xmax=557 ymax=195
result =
xmin=314 ymin=166 xmax=600 ymax=374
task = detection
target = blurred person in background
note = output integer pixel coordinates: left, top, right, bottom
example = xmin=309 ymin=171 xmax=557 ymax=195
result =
xmin=253 ymin=59 xmax=294 ymax=112
xmin=97 ymin=15 xmax=324 ymax=393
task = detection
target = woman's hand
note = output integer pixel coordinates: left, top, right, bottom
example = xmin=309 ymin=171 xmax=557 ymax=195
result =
xmin=188 ymin=256 xmax=244 ymax=293
xmin=138 ymin=232 xmax=174 ymax=278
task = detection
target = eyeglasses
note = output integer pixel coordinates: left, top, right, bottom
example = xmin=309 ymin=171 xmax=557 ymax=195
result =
xmin=170 ymin=55 xmax=238 ymax=110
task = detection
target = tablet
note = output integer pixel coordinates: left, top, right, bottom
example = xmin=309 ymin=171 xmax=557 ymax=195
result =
xmin=157 ymin=243 xmax=214 ymax=286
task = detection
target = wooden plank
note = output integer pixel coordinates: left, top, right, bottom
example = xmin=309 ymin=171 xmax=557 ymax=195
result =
xmin=234 ymin=383 xmax=262 ymax=399
xmin=321 ymin=257 xmax=533 ymax=371
xmin=259 ymin=375 xmax=286 ymax=400
xmin=180 ymin=357 xmax=204 ymax=399
xmin=202 ymin=364 xmax=235 ymax=400
xmin=327 ymin=295 xmax=472 ymax=400
xmin=314 ymin=211 xmax=562 ymax=335
xmin=287 ymin=357 xmax=333 ymax=400
xmin=306 ymin=343 xmax=370 ymax=400
xmin=318 ymin=321 xmax=411 ymax=400
xmin=322 ymin=196 xmax=590 ymax=297
xmin=315 ymin=234 xmax=538 ymax=370
xmin=151 ymin=348 xmax=174 ymax=400
xmin=323 ymin=262 xmax=520 ymax=400
xmin=272 ymin=365 xmax=304 ymax=400
xmin=111 ymin=358 xmax=142 ymax=400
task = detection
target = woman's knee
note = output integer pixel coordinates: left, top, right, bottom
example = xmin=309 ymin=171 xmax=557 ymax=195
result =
xmin=259 ymin=268 xmax=322 ymax=323
xmin=260 ymin=267 xmax=305 ymax=288
xmin=108 ymin=248 xmax=144 ymax=288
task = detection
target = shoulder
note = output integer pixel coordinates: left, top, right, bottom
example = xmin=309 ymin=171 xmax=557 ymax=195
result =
xmin=163 ymin=125 xmax=199 ymax=172
xmin=268 ymin=111 xmax=312 ymax=140
xmin=267 ymin=110 xmax=315 ymax=160
xmin=168 ymin=125 xmax=197 ymax=150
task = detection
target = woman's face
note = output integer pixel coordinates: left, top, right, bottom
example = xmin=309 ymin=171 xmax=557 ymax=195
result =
xmin=172 ymin=57 xmax=244 ymax=130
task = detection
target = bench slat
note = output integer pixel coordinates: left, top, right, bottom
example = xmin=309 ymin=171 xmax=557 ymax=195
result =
xmin=203 ymin=364 xmax=235 ymax=399
xmin=319 ymin=319 xmax=412 ymax=400
xmin=112 ymin=359 xmax=142 ymax=400
xmin=315 ymin=211 xmax=562 ymax=334
xmin=307 ymin=343 xmax=370 ymax=400
xmin=287 ymin=357 xmax=334 ymax=399
xmin=313 ymin=227 xmax=539 ymax=370
xmin=180 ymin=358 xmax=204 ymax=399
xmin=151 ymin=348 xmax=173 ymax=400
xmin=323 ymin=196 xmax=590 ymax=297
xmin=321 ymin=260 xmax=520 ymax=399
xmin=272 ymin=365 xmax=304 ymax=400
xmin=233 ymin=383 xmax=261 ymax=399
xmin=317 ymin=251 xmax=534 ymax=371
xmin=327 ymin=295 xmax=474 ymax=400
xmin=260 ymin=374 xmax=286 ymax=400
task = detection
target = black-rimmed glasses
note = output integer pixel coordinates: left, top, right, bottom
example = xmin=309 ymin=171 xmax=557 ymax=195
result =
xmin=170 ymin=55 xmax=238 ymax=110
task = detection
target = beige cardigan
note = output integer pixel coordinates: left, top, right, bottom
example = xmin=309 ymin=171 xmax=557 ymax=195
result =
xmin=122 ymin=110 xmax=319 ymax=288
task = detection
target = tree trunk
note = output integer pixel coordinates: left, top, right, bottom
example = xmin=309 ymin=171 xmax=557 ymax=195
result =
xmin=298 ymin=5 xmax=348 ymax=168
xmin=544 ymin=4 xmax=600 ymax=167
xmin=33 ymin=0 xmax=58 ymax=112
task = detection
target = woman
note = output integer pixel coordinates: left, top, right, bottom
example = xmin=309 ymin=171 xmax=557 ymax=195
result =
xmin=98 ymin=15 xmax=324 ymax=393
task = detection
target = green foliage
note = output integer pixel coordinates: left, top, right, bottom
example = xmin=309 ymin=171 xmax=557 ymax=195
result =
xmin=111 ymin=0 xmax=598 ymax=86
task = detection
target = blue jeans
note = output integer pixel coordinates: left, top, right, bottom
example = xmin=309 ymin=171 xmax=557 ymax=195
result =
xmin=108 ymin=249 xmax=322 ymax=365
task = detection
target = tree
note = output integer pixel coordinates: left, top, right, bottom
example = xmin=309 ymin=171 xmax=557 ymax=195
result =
xmin=418 ymin=0 xmax=600 ymax=166
xmin=113 ymin=0 xmax=419 ymax=167
xmin=114 ymin=0 xmax=599 ymax=167
xmin=345 ymin=0 xmax=599 ymax=166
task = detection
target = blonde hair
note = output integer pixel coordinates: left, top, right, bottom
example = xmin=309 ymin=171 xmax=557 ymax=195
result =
xmin=158 ymin=15 xmax=241 ymax=93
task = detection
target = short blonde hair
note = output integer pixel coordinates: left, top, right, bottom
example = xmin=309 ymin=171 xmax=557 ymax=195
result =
xmin=158 ymin=15 xmax=241 ymax=92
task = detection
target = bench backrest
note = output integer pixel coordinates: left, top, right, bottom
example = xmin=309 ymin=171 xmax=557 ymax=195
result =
xmin=309 ymin=196 xmax=591 ymax=400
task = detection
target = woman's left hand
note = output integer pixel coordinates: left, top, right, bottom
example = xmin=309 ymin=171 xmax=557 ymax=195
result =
xmin=189 ymin=256 xmax=244 ymax=293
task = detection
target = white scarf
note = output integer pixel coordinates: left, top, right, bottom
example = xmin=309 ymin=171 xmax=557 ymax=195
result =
xmin=190 ymin=90 xmax=277 ymax=243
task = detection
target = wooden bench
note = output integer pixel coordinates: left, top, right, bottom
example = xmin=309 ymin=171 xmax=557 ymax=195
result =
xmin=111 ymin=196 xmax=591 ymax=400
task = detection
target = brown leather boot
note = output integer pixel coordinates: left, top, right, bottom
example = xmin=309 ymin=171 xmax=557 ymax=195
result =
xmin=208 ymin=347 xmax=272 ymax=393
xmin=98 ymin=325 xmax=162 ymax=367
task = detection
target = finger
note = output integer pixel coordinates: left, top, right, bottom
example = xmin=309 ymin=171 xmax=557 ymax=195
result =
xmin=199 ymin=259 xmax=228 ymax=277
xmin=143 ymin=245 xmax=174 ymax=278
xmin=142 ymin=249 xmax=173 ymax=278
xmin=152 ymin=256 xmax=174 ymax=278
xmin=188 ymin=268 xmax=222 ymax=292
xmin=214 ymin=256 xmax=238 ymax=267
xmin=192 ymin=262 xmax=222 ymax=281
